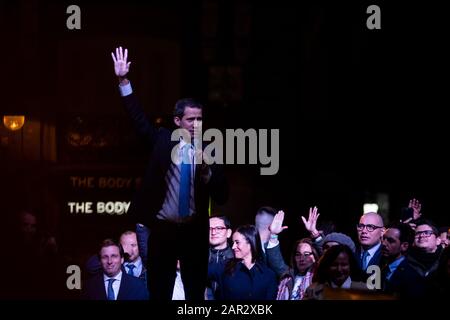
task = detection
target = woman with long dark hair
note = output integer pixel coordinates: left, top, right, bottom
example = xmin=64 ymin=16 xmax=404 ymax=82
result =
xmin=209 ymin=225 xmax=278 ymax=300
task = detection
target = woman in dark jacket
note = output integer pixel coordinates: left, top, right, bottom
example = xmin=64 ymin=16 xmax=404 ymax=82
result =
xmin=209 ymin=225 xmax=278 ymax=300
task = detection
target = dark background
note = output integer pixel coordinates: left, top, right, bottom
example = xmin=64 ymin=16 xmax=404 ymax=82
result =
xmin=0 ymin=0 xmax=448 ymax=291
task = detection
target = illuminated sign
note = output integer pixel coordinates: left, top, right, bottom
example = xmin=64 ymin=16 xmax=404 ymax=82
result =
xmin=69 ymin=176 xmax=135 ymax=189
xmin=67 ymin=201 xmax=130 ymax=215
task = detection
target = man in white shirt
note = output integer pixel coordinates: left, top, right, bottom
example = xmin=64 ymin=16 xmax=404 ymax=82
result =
xmin=82 ymin=239 xmax=149 ymax=300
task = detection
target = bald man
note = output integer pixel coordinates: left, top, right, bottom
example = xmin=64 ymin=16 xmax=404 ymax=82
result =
xmin=356 ymin=212 xmax=385 ymax=272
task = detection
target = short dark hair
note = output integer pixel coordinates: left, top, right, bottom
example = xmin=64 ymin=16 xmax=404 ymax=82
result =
xmin=98 ymin=239 xmax=124 ymax=258
xmin=256 ymin=206 xmax=277 ymax=217
xmin=388 ymin=222 xmax=415 ymax=245
xmin=438 ymin=226 xmax=449 ymax=235
xmin=255 ymin=206 xmax=277 ymax=230
xmin=415 ymin=219 xmax=439 ymax=236
xmin=210 ymin=214 xmax=232 ymax=229
xmin=173 ymin=98 xmax=203 ymax=119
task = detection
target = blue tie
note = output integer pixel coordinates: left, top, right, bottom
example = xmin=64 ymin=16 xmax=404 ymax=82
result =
xmin=179 ymin=144 xmax=191 ymax=217
xmin=107 ymin=278 xmax=116 ymax=300
xmin=361 ymin=250 xmax=369 ymax=270
xmin=127 ymin=264 xmax=135 ymax=276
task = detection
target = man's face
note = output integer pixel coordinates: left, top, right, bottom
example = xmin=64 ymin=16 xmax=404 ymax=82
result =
xmin=20 ymin=212 xmax=37 ymax=237
xmin=100 ymin=245 xmax=124 ymax=277
xmin=174 ymin=107 xmax=202 ymax=139
xmin=209 ymin=217 xmax=231 ymax=249
xmin=439 ymin=231 xmax=449 ymax=248
xmin=120 ymin=233 xmax=139 ymax=262
xmin=414 ymin=224 xmax=440 ymax=253
xmin=382 ymin=228 xmax=406 ymax=259
xmin=357 ymin=213 xmax=384 ymax=248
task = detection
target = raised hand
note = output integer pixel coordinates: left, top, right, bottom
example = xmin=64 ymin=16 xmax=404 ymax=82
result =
xmin=301 ymin=206 xmax=320 ymax=237
xmin=408 ymin=198 xmax=422 ymax=220
xmin=269 ymin=210 xmax=288 ymax=235
xmin=111 ymin=46 xmax=131 ymax=78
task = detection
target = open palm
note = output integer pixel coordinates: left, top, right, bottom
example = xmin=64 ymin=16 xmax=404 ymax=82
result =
xmin=301 ymin=206 xmax=320 ymax=234
xmin=111 ymin=46 xmax=131 ymax=77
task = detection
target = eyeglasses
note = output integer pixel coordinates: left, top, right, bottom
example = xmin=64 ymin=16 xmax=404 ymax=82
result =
xmin=356 ymin=223 xmax=383 ymax=232
xmin=295 ymin=252 xmax=313 ymax=258
xmin=209 ymin=226 xmax=227 ymax=232
xmin=415 ymin=230 xmax=436 ymax=238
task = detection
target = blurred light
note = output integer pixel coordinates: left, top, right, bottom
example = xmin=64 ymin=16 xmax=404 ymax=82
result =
xmin=3 ymin=115 xmax=25 ymax=131
xmin=363 ymin=203 xmax=379 ymax=214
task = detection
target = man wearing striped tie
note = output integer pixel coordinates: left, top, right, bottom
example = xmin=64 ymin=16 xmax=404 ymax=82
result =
xmin=112 ymin=47 xmax=228 ymax=300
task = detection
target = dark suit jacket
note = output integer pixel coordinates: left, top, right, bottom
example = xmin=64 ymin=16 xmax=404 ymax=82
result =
xmin=122 ymin=93 xmax=228 ymax=228
xmin=82 ymin=273 xmax=149 ymax=300
xmin=384 ymin=258 xmax=426 ymax=299
xmin=265 ymin=243 xmax=289 ymax=277
xmin=356 ymin=244 xmax=383 ymax=271
xmin=355 ymin=244 xmax=382 ymax=282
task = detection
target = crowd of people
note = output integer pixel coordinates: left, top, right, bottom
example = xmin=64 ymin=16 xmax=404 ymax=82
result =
xmin=79 ymin=202 xmax=449 ymax=300
xmin=3 ymin=46 xmax=448 ymax=301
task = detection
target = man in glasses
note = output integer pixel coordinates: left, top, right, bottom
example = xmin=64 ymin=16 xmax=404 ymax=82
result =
xmin=356 ymin=212 xmax=385 ymax=273
xmin=209 ymin=215 xmax=233 ymax=262
xmin=407 ymin=219 xmax=442 ymax=278
xmin=206 ymin=215 xmax=233 ymax=299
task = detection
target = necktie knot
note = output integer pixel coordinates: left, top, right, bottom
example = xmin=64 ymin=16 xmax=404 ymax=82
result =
xmin=361 ymin=250 xmax=370 ymax=270
xmin=107 ymin=278 xmax=116 ymax=300
xmin=181 ymin=143 xmax=192 ymax=163
xmin=127 ymin=264 xmax=135 ymax=276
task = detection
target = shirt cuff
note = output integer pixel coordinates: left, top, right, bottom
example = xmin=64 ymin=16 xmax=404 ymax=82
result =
xmin=313 ymin=235 xmax=323 ymax=243
xmin=119 ymin=82 xmax=133 ymax=96
xmin=267 ymin=239 xmax=279 ymax=248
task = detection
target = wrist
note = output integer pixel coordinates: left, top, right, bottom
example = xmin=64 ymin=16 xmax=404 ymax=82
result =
xmin=310 ymin=230 xmax=320 ymax=238
xmin=118 ymin=77 xmax=129 ymax=85
xmin=270 ymin=234 xmax=278 ymax=240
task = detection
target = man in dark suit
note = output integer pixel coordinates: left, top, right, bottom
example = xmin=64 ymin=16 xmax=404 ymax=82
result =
xmin=255 ymin=207 xmax=288 ymax=277
xmin=381 ymin=223 xmax=426 ymax=298
xmin=82 ymin=239 xmax=149 ymax=300
xmin=356 ymin=212 xmax=384 ymax=274
xmin=111 ymin=47 xmax=228 ymax=300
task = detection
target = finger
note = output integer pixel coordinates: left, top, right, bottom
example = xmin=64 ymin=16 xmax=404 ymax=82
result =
xmin=314 ymin=211 xmax=319 ymax=220
xmin=127 ymin=61 xmax=131 ymax=69
xmin=119 ymin=46 xmax=123 ymax=60
xmin=124 ymin=48 xmax=128 ymax=62
xmin=282 ymin=226 xmax=288 ymax=230
xmin=301 ymin=216 xmax=306 ymax=224
xmin=116 ymin=47 xmax=120 ymax=61
xmin=111 ymin=52 xmax=117 ymax=63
